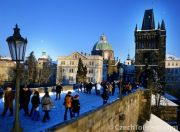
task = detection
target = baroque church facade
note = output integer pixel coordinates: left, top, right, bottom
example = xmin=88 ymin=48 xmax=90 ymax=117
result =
xmin=135 ymin=9 xmax=166 ymax=81
xmin=92 ymin=34 xmax=119 ymax=81
xmin=91 ymin=34 xmax=114 ymax=60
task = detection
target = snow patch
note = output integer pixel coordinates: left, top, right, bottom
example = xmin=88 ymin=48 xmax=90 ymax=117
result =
xmin=143 ymin=114 xmax=179 ymax=132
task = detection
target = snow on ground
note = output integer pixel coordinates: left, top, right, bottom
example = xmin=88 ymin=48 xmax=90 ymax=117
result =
xmin=2 ymin=87 xmax=177 ymax=132
xmin=143 ymin=114 xmax=179 ymax=132
xmin=151 ymin=94 xmax=178 ymax=106
xmin=0 ymin=87 xmax=121 ymax=132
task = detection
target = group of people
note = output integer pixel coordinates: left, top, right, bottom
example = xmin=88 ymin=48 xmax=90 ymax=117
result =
xmin=0 ymin=81 xmax=137 ymax=123
xmin=75 ymin=81 xmax=118 ymax=104
xmin=0 ymin=86 xmax=52 ymax=122
xmin=75 ymin=82 xmax=93 ymax=94
xmin=1 ymin=84 xmax=81 ymax=122
xmin=63 ymin=91 xmax=80 ymax=120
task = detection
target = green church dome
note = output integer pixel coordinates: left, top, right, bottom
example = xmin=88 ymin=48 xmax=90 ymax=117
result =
xmin=92 ymin=34 xmax=113 ymax=51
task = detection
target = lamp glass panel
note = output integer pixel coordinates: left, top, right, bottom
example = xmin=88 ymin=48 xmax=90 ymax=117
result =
xmin=8 ymin=41 xmax=17 ymax=61
xmin=16 ymin=40 xmax=24 ymax=61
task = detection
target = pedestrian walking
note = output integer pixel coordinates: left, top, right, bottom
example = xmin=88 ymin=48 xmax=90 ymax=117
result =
xmin=41 ymin=91 xmax=52 ymax=122
xmin=63 ymin=91 xmax=73 ymax=120
xmin=72 ymin=94 xmax=80 ymax=117
xmin=21 ymin=87 xmax=32 ymax=116
xmin=101 ymin=83 xmax=109 ymax=104
xmin=1 ymin=87 xmax=14 ymax=117
xmin=30 ymin=90 xmax=40 ymax=121
xmin=96 ymin=83 xmax=101 ymax=95
xmin=108 ymin=82 xmax=113 ymax=96
xmin=55 ymin=83 xmax=63 ymax=100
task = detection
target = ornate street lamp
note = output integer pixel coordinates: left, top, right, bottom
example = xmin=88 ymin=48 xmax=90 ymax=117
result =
xmin=6 ymin=24 xmax=27 ymax=132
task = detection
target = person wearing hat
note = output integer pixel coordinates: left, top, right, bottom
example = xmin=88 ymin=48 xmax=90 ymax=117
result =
xmin=1 ymin=87 xmax=14 ymax=116
xmin=72 ymin=94 xmax=80 ymax=117
xmin=63 ymin=91 xmax=73 ymax=120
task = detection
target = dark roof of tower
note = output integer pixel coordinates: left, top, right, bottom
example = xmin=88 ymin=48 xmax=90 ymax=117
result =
xmin=161 ymin=19 xmax=166 ymax=30
xmin=141 ymin=9 xmax=155 ymax=30
xmin=157 ymin=22 xmax=161 ymax=29
xmin=135 ymin=24 xmax=137 ymax=31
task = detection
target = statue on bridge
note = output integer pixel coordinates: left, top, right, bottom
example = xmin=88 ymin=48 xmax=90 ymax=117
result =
xmin=139 ymin=63 xmax=164 ymax=111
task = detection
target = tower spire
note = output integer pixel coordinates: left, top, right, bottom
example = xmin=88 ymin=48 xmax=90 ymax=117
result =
xmin=157 ymin=22 xmax=160 ymax=29
xmin=141 ymin=9 xmax=155 ymax=30
xmin=135 ymin=24 xmax=137 ymax=31
xmin=161 ymin=19 xmax=166 ymax=30
xmin=127 ymin=49 xmax=130 ymax=60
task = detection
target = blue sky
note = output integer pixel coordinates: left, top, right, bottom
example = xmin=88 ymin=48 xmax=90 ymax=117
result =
xmin=0 ymin=0 xmax=180 ymax=61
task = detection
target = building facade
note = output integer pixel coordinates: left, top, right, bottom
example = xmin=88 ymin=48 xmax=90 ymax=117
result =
xmin=135 ymin=9 xmax=166 ymax=81
xmin=0 ymin=57 xmax=16 ymax=87
xmin=123 ymin=54 xmax=135 ymax=83
xmin=36 ymin=52 xmax=56 ymax=85
xmin=57 ymin=52 xmax=103 ymax=84
xmin=165 ymin=55 xmax=180 ymax=88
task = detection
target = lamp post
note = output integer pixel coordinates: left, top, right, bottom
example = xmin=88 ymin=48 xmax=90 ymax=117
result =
xmin=6 ymin=24 xmax=27 ymax=132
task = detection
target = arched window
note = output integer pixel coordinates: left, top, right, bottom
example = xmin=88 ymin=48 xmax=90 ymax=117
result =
xmin=141 ymin=43 xmax=144 ymax=49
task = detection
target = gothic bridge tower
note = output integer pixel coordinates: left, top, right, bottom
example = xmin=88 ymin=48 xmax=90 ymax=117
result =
xmin=135 ymin=9 xmax=166 ymax=82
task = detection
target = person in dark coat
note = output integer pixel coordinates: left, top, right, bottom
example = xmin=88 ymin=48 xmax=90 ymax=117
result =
xmin=72 ymin=94 xmax=80 ymax=117
xmin=21 ymin=87 xmax=32 ymax=116
xmin=1 ymin=87 xmax=14 ymax=116
xmin=87 ymin=82 xmax=93 ymax=94
xmin=55 ymin=83 xmax=63 ymax=100
xmin=101 ymin=83 xmax=109 ymax=104
xmin=29 ymin=90 xmax=40 ymax=120
xmin=63 ymin=91 xmax=73 ymax=120
xmin=41 ymin=91 xmax=52 ymax=122
xmin=112 ymin=81 xmax=116 ymax=96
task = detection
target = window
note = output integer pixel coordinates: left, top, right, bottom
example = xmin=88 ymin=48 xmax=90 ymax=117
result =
xmin=89 ymin=69 xmax=93 ymax=74
xmin=87 ymin=77 xmax=93 ymax=82
xmin=168 ymin=62 xmax=170 ymax=66
xmin=141 ymin=43 xmax=144 ymax=49
xmin=176 ymin=63 xmax=178 ymax=66
xmin=89 ymin=61 xmax=94 ymax=66
xmin=172 ymin=62 xmax=174 ymax=66
xmin=61 ymin=61 xmax=65 ymax=65
xmin=73 ymin=54 xmax=77 ymax=59
xmin=69 ymin=76 xmax=73 ymax=81
xmin=70 ymin=61 xmax=74 ymax=65
xmin=69 ymin=69 xmax=74 ymax=73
